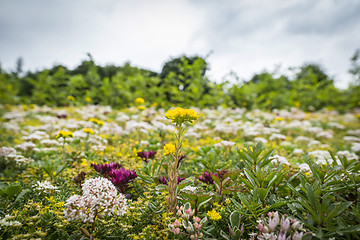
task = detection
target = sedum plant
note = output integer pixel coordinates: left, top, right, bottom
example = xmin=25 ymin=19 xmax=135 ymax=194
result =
xmin=164 ymin=107 xmax=199 ymax=213
xmin=220 ymin=211 xmax=244 ymax=240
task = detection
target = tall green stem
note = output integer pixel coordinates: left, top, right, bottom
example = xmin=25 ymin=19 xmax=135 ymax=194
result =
xmin=167 ymin=123 xmax=184 ymax=213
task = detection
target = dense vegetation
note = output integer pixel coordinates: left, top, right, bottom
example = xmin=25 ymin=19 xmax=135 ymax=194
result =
xmin=0 ymin=105 xmax=360 ymax=239
xmin=0 ymin=51 xmax=360 ymax=239
xmin=1 ymin=51 xmax=360 ymax=111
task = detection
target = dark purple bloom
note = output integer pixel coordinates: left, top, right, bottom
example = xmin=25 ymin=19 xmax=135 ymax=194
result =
xmin=109 ymin=168 xmax=137 ymax=193
xmin=199 ymin=172 xmax=216 ymax=184
xmin=157 ymin=176 xmax=185 ymax=185
xmin=157 ymin=176 xmax=167 ymax=185
xmin=91 ymin=162 xmax=137 ymax=193
xmin=137 ymin=151 xmax=157 ymax=162
xmin=91 ymin=162 xmax=122 ymax=177
xmin=177 ymin=177 xmax=185 ymax=183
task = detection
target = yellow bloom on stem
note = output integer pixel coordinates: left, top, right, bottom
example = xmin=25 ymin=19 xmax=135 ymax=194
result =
xmin=137 ymin=106 xmax=146 ymax=110
xmin=67 ymin=96 xmax=76 ymax=101
xmin=56 ymin=130 xmax=73 ymax=139
xmin=89 ymin=118 xmax=104 ymax=126
xmin=83 ymin=128 xmax=94 ymax=134
xmin=207 ymin=209 xmax=222 ymax=221
xmin=135 ymin=98 xmax=145 ymax=105
xmin=165 ymin=107 xmax=199 ymax=125
xmin=163 ymin=143 xmax=175 ymax=156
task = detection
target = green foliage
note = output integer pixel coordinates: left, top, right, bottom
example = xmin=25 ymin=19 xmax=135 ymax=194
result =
xmin=220 ymin=211 xmax=244 ymax=240
xmin=1 ymin=54 xmax=359 ymax=110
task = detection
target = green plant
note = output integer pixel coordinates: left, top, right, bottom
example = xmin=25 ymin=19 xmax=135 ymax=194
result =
xmin=220 ymin=211 xmax=244 ymax=240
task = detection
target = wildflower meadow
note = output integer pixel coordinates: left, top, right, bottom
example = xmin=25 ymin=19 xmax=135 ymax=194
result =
xmin=0 ymin=101 xmax=360 ymax=240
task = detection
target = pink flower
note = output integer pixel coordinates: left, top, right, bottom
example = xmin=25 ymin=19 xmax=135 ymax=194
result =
xmin=174 ymin=219 xmax=181 ymax=227
xmin=172 ymin=227 xmax=180 ymax=235
xmin=193 ymin=216 xmax=201 ymax=223
xmin=194 ymin=222 xmax=201 ymax=230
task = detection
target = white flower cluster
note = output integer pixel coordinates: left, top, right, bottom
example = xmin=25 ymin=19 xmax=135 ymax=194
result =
xmin=269 ymin=155 xmax=290 ymax=166
xmin=33 ymin=181 xmax=59 ymax=193
xmin=64 ymin=177 xmax=127 ymax=223
xmin=15 ymin=141 xmax=39 ymax=152
xmin=0 ymin=147 xmax=33 ymax=166
xmin=0 ymin=215 xmax=22 ymax=227
xmin=214 ymin=140 xmax=236 ymax=148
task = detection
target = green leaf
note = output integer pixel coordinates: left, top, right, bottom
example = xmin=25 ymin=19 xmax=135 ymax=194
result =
xmin=49 ymin=231 xmax=70 ymax=240
xmin=220 ymin=230 xmax=230 ymax=240
xmin=305 ymin=183 xmax=319 ymax=212
xmin=5 ymin=184 xmax=21 ymax=198
xmin=258 ymin=188 xmax=268 ymax=201
xmin=230 ymin=211 xmax=241 ymax=228
xmin=0 ymin=188 xmax=6 ymax=198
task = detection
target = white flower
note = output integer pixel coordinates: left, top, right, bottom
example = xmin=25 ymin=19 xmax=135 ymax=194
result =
xmin=33 ymin=181 xmax=59 ymax=193
xmin=0 ymin=216 xmax=22 ymax=227
xmin=298 ymin=163 xmax=310 ymax=172
xmin=270 ymin=155 xmax=290 ymax=166
xmin=214 ymin=140 xmax=235 ymax=148
xmin=351 ymin=143 xmax=360 ymax=152
xmin=64 ymin=177 xmax=127 ymax=223
xmin=269 ymin=134 xmax=286 ymax=141
xmin=336 ymin=150 xmax=359 ymax=160
xmin=0 ymin=147 xmax=16 ymax=157
xmin=254 ymin=137 xmax=268 ymax=144
xmin=15 ymin=142 xmax=37 ymax=151
xmin=293 ymin=148 xmax=304 ymax=154
xmin=40 ymin=139 xmax=60 ymax=147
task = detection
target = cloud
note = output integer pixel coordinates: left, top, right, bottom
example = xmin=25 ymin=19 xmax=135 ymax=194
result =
xmin=0 ymin=0 xmax=359 ymax=88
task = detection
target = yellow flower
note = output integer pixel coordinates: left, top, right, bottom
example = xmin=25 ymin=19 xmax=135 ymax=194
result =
xmin=56 ymin=130 xmax=73 ymax=139
xmin=135 ymin=98 xmax=145 ymax=105
xmin=85 ymin=97 xmax=92 ymax=102
xmin=207 ymin=209 xmax=222 ymax=221
xmin=83 ymin=128 xmax=94 ymax=134
xmin=165 ymin=107 xmax=199 ymax=125
xmin=67 ymin=96 xmax=76 ymax=101
xmin=137 ymin=106 xmax=146 ymax=110
xmin=275 ymin=117 xmax=284 ymax=121
xmin=89 ymin=118 xmax=104 ymax=126
xmin=163 ymin=143 xmax=175 ymax=156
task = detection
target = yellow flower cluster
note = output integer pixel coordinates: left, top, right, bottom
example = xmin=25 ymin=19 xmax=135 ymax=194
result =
xmin=89 ymin=118 xmax=104 ymax=126
xmin=207 ymin=209 xmax=222 ymax=221
xmin=56 ymin=130 xmax=73 ymax=139
xmin=165 ymin=107 xmax=199 ymax=125
xmin=163 ymin=143 xmax=175 ymax=156
xmin=67 ymin=96 xmax=76 ymax=101
xmin=135 ymin=97 xmax=145 ymax=105
xmin=83 ymin=128 xmax=95 ymax=134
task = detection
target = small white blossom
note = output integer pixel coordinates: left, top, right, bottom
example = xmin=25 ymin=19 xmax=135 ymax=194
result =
xmin=64 ymin=177 xmax=127 ymax=223
xmin=270 ymin=155 xmax=290 ymax=166
xmin=33 ymin=181 xmax=59 ymax=193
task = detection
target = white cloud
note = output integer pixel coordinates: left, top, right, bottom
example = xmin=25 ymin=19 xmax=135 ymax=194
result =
xmin=0 ymin=0 xmax=359 ymax=88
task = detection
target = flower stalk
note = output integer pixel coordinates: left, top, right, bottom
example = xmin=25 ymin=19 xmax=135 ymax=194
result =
xmin=164 ymin=107 xmax=198 ymax=213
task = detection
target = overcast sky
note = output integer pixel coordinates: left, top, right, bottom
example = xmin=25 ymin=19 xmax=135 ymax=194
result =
xmin=0 ymin=0 xmax=359 ymax=88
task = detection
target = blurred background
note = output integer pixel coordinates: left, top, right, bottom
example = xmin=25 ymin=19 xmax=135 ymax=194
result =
xmin=0 ymin=0 xmax=359 ymax=110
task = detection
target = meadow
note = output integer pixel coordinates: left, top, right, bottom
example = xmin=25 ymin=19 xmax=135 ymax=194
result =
xmin=0 ymin=102 xmax=360 ymax=239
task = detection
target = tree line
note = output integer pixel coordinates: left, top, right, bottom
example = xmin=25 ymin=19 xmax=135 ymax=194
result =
xmin=1 ymin=52 xmax=359 ymax=111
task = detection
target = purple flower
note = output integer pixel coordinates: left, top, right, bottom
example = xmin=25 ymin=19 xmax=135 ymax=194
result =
xmin=158 ymin=176 xmax=168 ymax=185
xmin=110 ymin=168 xmax=137 ymax=193
xmin=199 ymin=172 xmax=215 ymax=184
xmin=157 ymin=176 xmax=185 ymax=185
xmin=91 ymin=162 xmax=122 ymax=177
xmin=137 ymin=151 xmax=157 ymax=162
